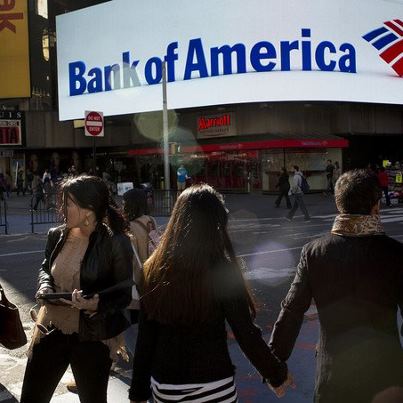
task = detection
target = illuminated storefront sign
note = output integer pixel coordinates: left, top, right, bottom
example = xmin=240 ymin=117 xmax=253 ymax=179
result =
xmin=197 ymin=113 xmax=236 ymax=138
xmin=0 ymin=111 xmax=23 ymax=146
xmin=56 ymin=0 xmax=403 ymax=120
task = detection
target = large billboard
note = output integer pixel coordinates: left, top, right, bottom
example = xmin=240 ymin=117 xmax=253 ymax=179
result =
xmin=0 ymin=0 xmax=30 ymax=98
xmin=56 ymin=0 xmax=403 ymax=121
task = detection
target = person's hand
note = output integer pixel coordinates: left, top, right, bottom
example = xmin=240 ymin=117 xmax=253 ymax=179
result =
xmin=60 ymin=289 xmax=99 ymax=314
xmin=35 ymin=287 xmax=53 ymax=305
xmin=268 ymin=372 xmax=296 ymax=398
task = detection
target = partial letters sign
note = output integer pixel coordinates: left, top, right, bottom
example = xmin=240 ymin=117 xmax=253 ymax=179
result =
xmin=0 ymin=0 xmax=30 ymax=98
xmin=0 ymin=111 xmax=23 ymax=146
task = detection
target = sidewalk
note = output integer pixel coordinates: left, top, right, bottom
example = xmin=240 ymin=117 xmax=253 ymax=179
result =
xmin=1 ymin=192 xmax=339 ymax=235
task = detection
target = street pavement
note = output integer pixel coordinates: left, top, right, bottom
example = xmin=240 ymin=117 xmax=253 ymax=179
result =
xmin=0 ymin=192 xmax=402 ymax=402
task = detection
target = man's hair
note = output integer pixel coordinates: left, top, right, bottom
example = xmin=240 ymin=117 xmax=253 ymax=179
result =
xmin=335 ymin=169 xmax=381 ymax=215
xmin=293 ymin=165 xmax=299 ymax=171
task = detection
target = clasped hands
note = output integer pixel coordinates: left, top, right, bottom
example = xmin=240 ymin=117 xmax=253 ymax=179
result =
xmin=268 ymin=372 xmax=296 ymax=398
xmin=129 ymin=373 xmax=296 ymax=403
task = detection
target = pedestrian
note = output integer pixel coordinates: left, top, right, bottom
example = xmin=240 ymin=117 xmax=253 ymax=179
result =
xmin=286 ymin=165 xmax=310 ymax=221
xmin=4 ymin=171 xmax=11 ymax=198
xmin=378 ymin=166 xmax=391 ymax=207
xmin=333 ymin=161 xmax=341 ymax=186
xmin=122 ymin=188 xmax=158 ymax=355
xmin=26 ymin=169 xmax=34 ymax=195
xmin=42 ymin=169 xmax=51 ymax=183
xmin=129 ymin=184 xmax=294 ymax=403
xmin=43 ymin=177 xmax=53 ymax=209
xmin=275 ymin=167 xmax=291 ymax=208
xmin=20 ymin=175 xmax=133 ymax=403
xmin=16 ymin=168 xmax=25 ymax=196
xmin=270 ymin=169 xmax=403 ymax=403
xmin=176 ymin=163 xmax=188 ymax=192
xmin=0 ymin=173 xmax=6 ymax=201
xmin=325 ymin=159 xmax=335 ymax=194
xmin=31 ymin=176 xmax=44 ymax=211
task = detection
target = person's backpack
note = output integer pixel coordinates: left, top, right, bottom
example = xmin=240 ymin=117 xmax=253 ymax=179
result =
xmin=300 ymin=175 xmax=310 ymax=194
xmin=135 ymin=217 xmax=161 ymax=257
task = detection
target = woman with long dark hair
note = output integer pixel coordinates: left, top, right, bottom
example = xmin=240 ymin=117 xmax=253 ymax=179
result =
xmin=129 ymin=184 xmax=292 ymax=403
xmin=122 ymin=188 xmax=158 ymax=355
xmin=21 ymin=175 xmax=133 ymax=403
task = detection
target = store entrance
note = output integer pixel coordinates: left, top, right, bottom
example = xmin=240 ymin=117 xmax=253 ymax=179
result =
xmin=181 ymin=151 xmax=261 ymax=193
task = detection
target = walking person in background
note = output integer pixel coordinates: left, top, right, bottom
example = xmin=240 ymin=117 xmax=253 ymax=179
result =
xmin=325 ymin=159 xmax=335 ymax=195
xmin=286 ymin=166 xmax=310 ymax=221
xmin=31 ymin=176 xmax=44 ymax=211
xmin=42 ymin=169 xmax=51 ymax=183
xmin=21 ymin=176 xmax=133 ymax=403
xmin=26 ymin=169 xmax=34 ymax=195
xmin=271 ymin=169 xmax=403 ymax=403
xmin=129 ymin=184 xmax=294 ymax=403
xmin=122 ymin=188 xmax=158 ymax=357
xmin=43 ymin=177 xmax=53 ymax=209
xmin=4 ymin=171 xmax=11 ymax=198
xmin=333 ymin=161 xmax=341 ymax=187
xmin=176 ymin=163 xmax=188 ymax=192
xmin=378 ymin=166 xmax=391 ymax=207
xmin=275 ymin=167 xmax=291 ymax=209
xmin=16 ymin=168 xmax=25 ymax=196
xmin=0 ymin=173 xmax=6 ymax=201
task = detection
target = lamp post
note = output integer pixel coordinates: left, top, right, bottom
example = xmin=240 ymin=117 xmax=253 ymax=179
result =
xmin=162 ymin=61 xmax=170 ymax=190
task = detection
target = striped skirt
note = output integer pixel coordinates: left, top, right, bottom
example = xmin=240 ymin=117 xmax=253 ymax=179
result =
xmin=151 ymin=376 xmax=238 ymax=402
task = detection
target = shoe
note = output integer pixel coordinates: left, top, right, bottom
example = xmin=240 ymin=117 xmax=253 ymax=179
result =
xmin=66 ymin=380 xmax=78 ymax=394
xmin=285 ymin=216 xmax=292 ymax=221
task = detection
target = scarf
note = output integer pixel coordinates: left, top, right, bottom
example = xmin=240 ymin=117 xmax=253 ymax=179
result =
xmin=331 ymin=214 xmax=384 ymax=237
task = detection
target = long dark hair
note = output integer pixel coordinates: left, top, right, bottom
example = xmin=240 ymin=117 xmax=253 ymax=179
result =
xmin=122 ymin=188 xmax=148 ymax=221
xmin=142 ymin=184 xmax=255 ymax=325
xmin=60 ymin=175 xmax=129 ymax=234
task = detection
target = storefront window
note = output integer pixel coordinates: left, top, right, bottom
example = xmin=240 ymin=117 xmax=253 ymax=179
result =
xmin=262 ymin=148 xmax=342 ymax=192
xmin=36 ymin=0 xmax=48 ymax=19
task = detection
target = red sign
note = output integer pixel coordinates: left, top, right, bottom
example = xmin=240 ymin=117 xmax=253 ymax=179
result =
xmin=198 ymin=114 xmax=231 ymax=131
xmin=84 ymin=111 xmax=104 ymax=137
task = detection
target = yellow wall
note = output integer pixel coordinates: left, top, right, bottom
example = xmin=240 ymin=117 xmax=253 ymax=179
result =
xmin=0 ymin=0 xmax=30 ymax=98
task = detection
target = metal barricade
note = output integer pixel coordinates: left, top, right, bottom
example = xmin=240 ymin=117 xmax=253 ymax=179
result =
xmin=149 ymin=190 xmax=178 ymax=216
xmin=30 ymin=192 xmax=60 ymax=233
xmin=0 ymin=199 xmax=8 ymax=234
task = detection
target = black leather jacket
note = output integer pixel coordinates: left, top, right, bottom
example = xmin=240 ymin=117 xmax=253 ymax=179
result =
xmin=38 ymin=224 xmax=133 ymax=341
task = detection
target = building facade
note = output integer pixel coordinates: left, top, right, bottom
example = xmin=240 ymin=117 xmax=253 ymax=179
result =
xmin=1 ymin=0 xmax=402 ymax=193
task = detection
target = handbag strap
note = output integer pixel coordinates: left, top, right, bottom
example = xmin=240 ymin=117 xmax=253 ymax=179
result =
xmin=131 ymin=239 xmax=143 ymax=270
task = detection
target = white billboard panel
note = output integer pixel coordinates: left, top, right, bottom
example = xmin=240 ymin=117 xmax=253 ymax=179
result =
xmin=56 ymin=0 xmax=403 ymax=120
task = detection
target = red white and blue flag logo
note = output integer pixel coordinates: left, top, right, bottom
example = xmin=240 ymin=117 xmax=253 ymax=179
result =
xmin=363 ymin=19 xmax=403 ymax=77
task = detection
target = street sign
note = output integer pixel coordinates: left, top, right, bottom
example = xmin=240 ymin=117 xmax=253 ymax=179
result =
xmin=84 ymin=111 xmax=104 ymax=137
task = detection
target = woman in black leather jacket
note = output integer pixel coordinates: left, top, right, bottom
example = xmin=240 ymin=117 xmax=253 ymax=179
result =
xmin=21 ymin=175 xmax=133 ymax=403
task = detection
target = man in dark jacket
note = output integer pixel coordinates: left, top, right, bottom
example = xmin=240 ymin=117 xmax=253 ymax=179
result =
xmin=275 ymin=167 xmax=291 ymax=209
xmin=270 ymin=169 xmax=403 ymax=403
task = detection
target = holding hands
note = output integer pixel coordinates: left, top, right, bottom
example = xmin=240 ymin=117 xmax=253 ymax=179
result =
xmin=268 ymin=372 xmax=296 ymax=398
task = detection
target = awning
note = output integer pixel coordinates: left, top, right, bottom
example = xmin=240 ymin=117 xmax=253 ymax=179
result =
xmin=128 ymin=136 xmax=348 ymax=156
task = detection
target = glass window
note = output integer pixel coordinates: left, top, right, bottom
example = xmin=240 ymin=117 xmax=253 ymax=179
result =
xmin=36 ymin=0 xmax=48 ymax=19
